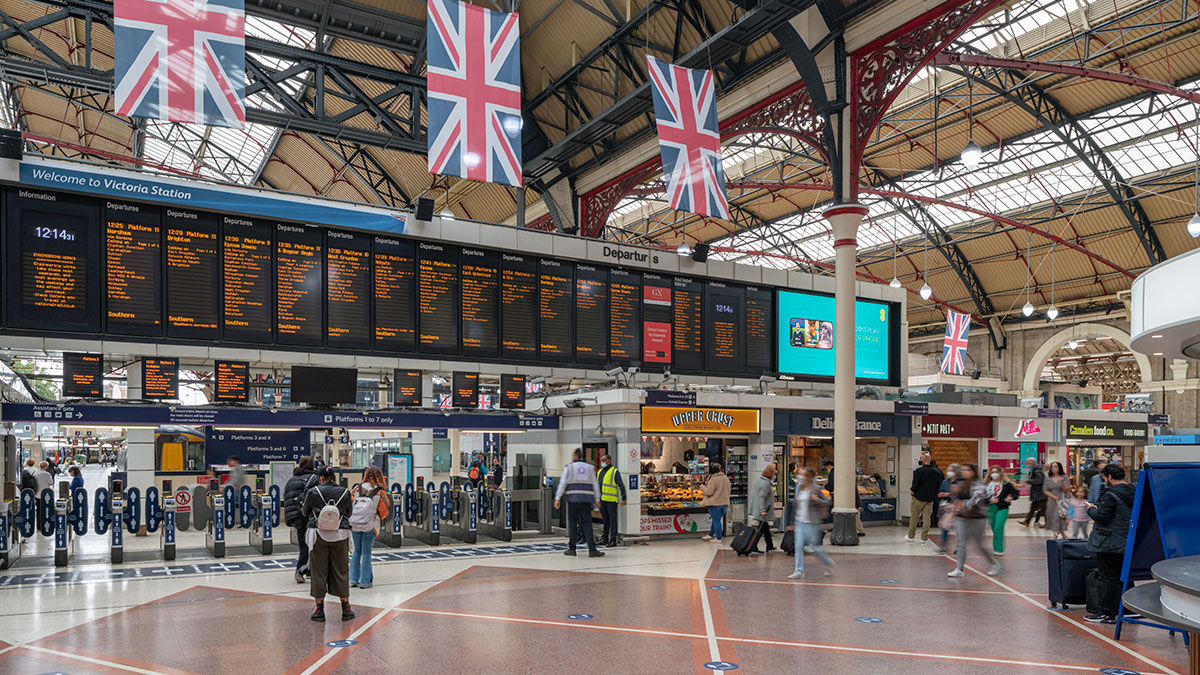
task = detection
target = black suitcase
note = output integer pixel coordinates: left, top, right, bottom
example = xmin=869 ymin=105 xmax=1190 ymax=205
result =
xmin=1046 ymin=539 xmax=1096 ymax=610
xmin=1085 ymin=569 xmax=1102 ymax=615
xmin=731 ymin=524 xmax=761 ymax=556
xmin=781 ymin=529 xmax=795 ymax=555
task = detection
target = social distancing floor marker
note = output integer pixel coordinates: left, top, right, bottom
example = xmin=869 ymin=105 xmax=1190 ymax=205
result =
xmin=300 ymin=607 xmax=397 ymax=675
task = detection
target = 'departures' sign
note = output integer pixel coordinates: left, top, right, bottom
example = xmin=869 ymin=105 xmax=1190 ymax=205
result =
xmin=640 ymin=406 xmax=760 ymax=434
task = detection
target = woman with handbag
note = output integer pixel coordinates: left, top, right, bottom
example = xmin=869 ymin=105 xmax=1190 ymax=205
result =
xmin=348 ymin=466 xmax=391 ymax=590
xmin=1043 ymin=461 xmax=1069 ymax=539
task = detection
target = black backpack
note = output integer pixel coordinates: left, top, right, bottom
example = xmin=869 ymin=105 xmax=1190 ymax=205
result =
xmin=21 ymin=470 xmax=37 ymax=493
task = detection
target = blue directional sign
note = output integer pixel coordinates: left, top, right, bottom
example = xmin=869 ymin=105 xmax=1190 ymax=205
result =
xmin=704 ymin=661 xmax=739 ymax=671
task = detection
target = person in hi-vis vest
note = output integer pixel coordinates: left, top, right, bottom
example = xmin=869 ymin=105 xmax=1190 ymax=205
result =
xmin=597 ymin=454 xmax=628 ymax=547
xmin=554 ymin=449 xmax=604 ymax=557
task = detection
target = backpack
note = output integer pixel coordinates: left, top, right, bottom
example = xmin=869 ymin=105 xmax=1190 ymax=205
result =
xmin=317 ymin=488 xmax=348 ymax=532
xmin=349 ymin=487 xmax=382 ymax=531
xmin=469 ymin=465 xmax=482 ymax=481
xmin=21 ymin=469 xmax=37 ymax=493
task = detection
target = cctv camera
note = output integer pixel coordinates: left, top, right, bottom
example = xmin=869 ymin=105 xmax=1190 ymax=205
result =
xmin=606 ymin=367 xmax=624 ymax=377
xmin=628 ymin=367 xmax=640 ymax=375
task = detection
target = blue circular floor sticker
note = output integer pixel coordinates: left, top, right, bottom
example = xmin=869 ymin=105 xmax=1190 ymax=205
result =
xmin=710 ymin=585 xmax=731 ymax=590
xmin=567 ymin=614 xmax=594 ymax=620
xmin=854 ymin=617 xmax=884 ymax=624
xmin=326 ymin=640 xmax=358 ymax=648
xmin=1099 ymin=670 xmax=1141 ymax=675
xmin=880 ymin=580 xmax=900 ymax=584
xmin=704 ymin=661 xmax=739 ymax=670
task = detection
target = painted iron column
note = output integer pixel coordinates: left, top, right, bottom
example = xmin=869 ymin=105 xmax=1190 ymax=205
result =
xmin=825 ymin=203 xmax=867 ymax=546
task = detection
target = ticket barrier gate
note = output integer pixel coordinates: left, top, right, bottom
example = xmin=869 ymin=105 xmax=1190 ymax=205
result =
xmin=151 ymin=481 xmax=177 ymax=561
xmin=401 ymin=481 xmax=440 ymax=546
xmin=1 ymin=489 xmax=35 ymax=569
xmin=205 ymin=482 xmax=228 ymax=558
xmin=56 ymin=486 xmax=89 ymax=567
xmin=374 ymin=484 xmax=406 ymax=548
xmin=440 ymin=484 xmax=477 ymax=544
xmin=94 ymin=483 xmax=139 ymax=564
xmin=243 ymin=484 xmax=280 ymax=555
xmin=477 ymin=487 xmax=513 ymax=542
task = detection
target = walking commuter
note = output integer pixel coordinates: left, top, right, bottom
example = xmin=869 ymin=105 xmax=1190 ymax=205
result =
xmin=227 ymin=456 xmax=246 ymax=491
xmin=20 ymin=458 xmax=38 ymax=493
xmin=1080 ymin=459 xmax=1102 ymax=491
xmin=1044 ymin=461 xmax=1069 ymax=539
xmin=1018 ymin=458 xmax=1046 ymax=527
xmin=984 ymin=466 xmax=1017 ymax=555
xmin=788 ymin=468 xmax=834 ymax=580
xmin=301 ymin=466 xmax=355 ymax=622
xmin=747 ymin=466 xmax=777 ymax=554
xmin=946 ymin=464 xmax=1003 ymax=578
xmin=349 ymin=466 xmax=390 ymax=589
xmin=68 ymin=466 xmax=84 ymax=493
xmin=937 ymin=463 xmax=960 ymax=551
xmin=34 ymin=461 xmax=53 ymax=493
xmin=1085 ymin=463 xmax=1135 ymax=623
xmin=283 ymin=456 xmax=320 ymax=583
xmin=1087 ymin=458 xmax=1108 ymax=504
xmin=906 ymin=454 xmax=942 ymax=543
xmin=1068 ymin=486 xmax=1092 ymax=539
xmin=597 ymin=454 xmax=627 ymax=547
xmin=554 ymin=449 xmax=604 ymax=557
xmin=700 ymin=462 xmax=731 ymax=543
xmin=467 ymin=457 xmax=486 ymax=488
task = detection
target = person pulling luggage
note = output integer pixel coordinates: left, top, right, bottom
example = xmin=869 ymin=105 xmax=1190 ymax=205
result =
xmin=747 ymin=466 xmax=777 ymax=554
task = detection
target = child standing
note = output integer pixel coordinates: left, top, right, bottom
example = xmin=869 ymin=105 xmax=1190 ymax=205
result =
xmin=1068 ymin=486 xmax=1091 ymax=539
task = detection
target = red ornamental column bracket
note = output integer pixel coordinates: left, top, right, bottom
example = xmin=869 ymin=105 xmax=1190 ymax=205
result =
xmin=849 ymin=0 xmax=1010 ymax=196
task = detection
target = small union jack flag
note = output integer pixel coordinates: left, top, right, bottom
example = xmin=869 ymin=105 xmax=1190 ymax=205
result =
xmin=941 ymin=310 xmax=972 ymax=375
xmin=113 ymin=0 xmax=246 ymax=128
xmin=645 ymin=55 xmax=730 ymax=219
xmin=426 ymin=0 xmax=522 ymax=187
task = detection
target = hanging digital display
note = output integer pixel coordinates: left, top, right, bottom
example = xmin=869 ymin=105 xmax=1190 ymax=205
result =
xmin=672 ymin=277 xmax=703 ymax=371
xmin=221 ymin=216 xmax=273 ymax=343
xmin=374 ymin=236 xmax=416 ymax=353
xmin=104 ymin=201 xmax=162 ymax=336
xmin=776 ymin=289 xmax=899 ymax=385
xmin=609 ymin=268 xmax=641 ymax=364
xmin=704 ymin=282 xmax=744 ymax=374
xmin=141 ymin=357 xmax=179 ymax=400
xmin=500 ymin=374 xmax=526 ymax=409
xmin=500 ymin=253 xmax=537 ymax=359
xmin=642 ymin=273 xmax=672 ymax=365
xmin=392 ymin=369 xmax=423 ymax=407
xmin=326 ymin=229 xmax=372 ymax=349
xmin=62 ymin=352 xmax=104 ymax=398
xmin=745 ymin=286 xmax=772 ymax=375
xmin=452 ymin=371 xmax=479 ymax=408
xmin=460 ymin=247 xmax=499 ymax=358
xmin=214 ymin=360 xmax=250 ymax=403
xmin=275 ymin=223 xmax=323 ymax=347
xmin=165 ymin=209 xmax=220 ymax=340
xmin=574 ymin=264 xmax=609 ymax=365
xmin=418 ymin=242 xmax=459 ymax=354
xmin=539 ymin=259 xmax=573 ymax=362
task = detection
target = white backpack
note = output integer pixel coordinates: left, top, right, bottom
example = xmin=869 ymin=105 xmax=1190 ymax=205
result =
xmin=349 ymin=487 xmax=380 ymax=532
xmin=317 ymin=489 xmax=348 ymax=532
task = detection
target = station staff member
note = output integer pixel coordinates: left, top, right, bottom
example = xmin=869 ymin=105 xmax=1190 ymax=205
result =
xmin=597 ymin=454 xmax=627 ymax=547
xmin=554 ymin=449 xmax=605 ymax=558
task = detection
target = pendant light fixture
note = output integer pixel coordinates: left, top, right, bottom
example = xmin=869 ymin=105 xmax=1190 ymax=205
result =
xmin=1021 ymin=231 xmax=1035 ymax=317
xmin=1190 ymin=102 xmax=1200 ymax=237
xmin=919 ymin=226 xmax=932 ymax=299
xmin=1046 ymin=245 xmax=1059 ymax=320
xmin=676 ymin=241 xmax=691 ymax=256
xmin=962 ymin=71 xmax=981 ymax=170
xmin=889 ymin=212 xmax=901 ymax=288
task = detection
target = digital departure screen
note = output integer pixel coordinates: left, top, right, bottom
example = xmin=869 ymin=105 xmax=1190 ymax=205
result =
xmin=575 ymin=264 xmax=608 ymax=365
xmin=141 ymin=357 xmax=179 ymax=399
xmin=221 ymin=216 xmax=273 ymax=343
xmin=374 ymin=236 xmax=416 ymax=352
xmin=326 ymin=229 xmax=372 ymax=349
xmin=500 ymin=374 xmax=526 ymax=409
xmin=460 ymin=248 xmax=499 ymax=358
xmin=393 ymin=369 xmax=422 ymax=407
xmin=214 ymin=360 xmax=249 ymax=402
xmin=745 ymin=286 xmax=772 ymax=375
xmin=609 ymin=268 xmax=641 ymax=365
xmin=165 ymin=209 xmax=219 ymax=340
xmin=672 ymin=277 xmax=703 ymax=371
xmin=500 ymin=253 xmax=537 ymax=360
xmin=704 ymin=282 xmax=744 ymax=374
xmin=642 ymin=274 xmax=671 ymax=365
xmin=418 ymin=242 xmax=459 ymax=354
xmin=62 ymin=352 xmax=103 ymax=398
xmin=452 ymin=371 xmax=479 ymax=408
xmin=104 ymin=202 xmax=161 ymax=336
xmin=538 ymin=259 xmax=573 ymax=362
xmin=275 ymin=223 xmax=323 ymax=347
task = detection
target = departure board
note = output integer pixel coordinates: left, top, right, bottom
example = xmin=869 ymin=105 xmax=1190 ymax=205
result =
xmin=538 ymin=259 xmax=574 ymax=362
xmin=574 ymin=264 xmax=609 ymax=365
xmin=104 ymin=201 xmax=162 ymax=336
xmin=165 ymin=209 xmax=220 ymax=340
xmin=745 ymin=286 xmax=772 ymax=374
xmin=452 ymin=371 xmax=479 ymax=408
xmin=418 ymin=242 xmax=459 ymax=354
xmin=500 ymin=374 xmax=526 ymax=409
xmin=141 ymin=357 xmax=179 ymax=399
xmin=275 ymin=223 xmax=323 ymax=347
xmin=62 ymin=352 xmax=104 ymax=398
xmin=5 ymin=190 xmax=100 ymax=332
xmin=326 ymin=229 xmax=372 ymax=349
xmin=214 ymin=360 xmax=249 ymax=402
xmin=392 ymin=369 xmax=422 ymax=407
xmin=609 ymin=268 xmax=641 ymax=364
xmin=374 ymin=236 xmax=416 ymax=352
xmin=672 ymin=278 xmax=703 ymax=371
xmin=642 ymin=274 xmax=672 ymax=365
xmin=222 ymin=216 xmax=273 ymax=343
xmin=500 ymin=253 xmax=538 ymax=360
xmin=704 ymin=282 xmax=745 ymax=374
xmin=460 ymin=248 xmax=499 ymax=358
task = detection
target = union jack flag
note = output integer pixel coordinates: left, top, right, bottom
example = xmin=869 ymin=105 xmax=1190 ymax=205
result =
xmin=941 ymin=310 xmax=971 ymax=375
xmin=113 ymin=0 xmax=246 ymax=128
xmin=645 ymin=56 xmax=730 ymax=219
xmin=426 ymin=0 xmax=522 ymax=187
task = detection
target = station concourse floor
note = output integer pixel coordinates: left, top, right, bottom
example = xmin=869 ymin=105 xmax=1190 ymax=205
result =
xmin=0 ymin=518 xmax=1191 ymax=674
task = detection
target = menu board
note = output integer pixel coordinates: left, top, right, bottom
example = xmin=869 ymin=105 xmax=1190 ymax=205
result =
xmin=393 ymin=369 xmax=423 ymax=407
xmin=672 ymin=277 xmax=703 ymax=371
xmin=103 ymin=202 xmax=162 ymax=336
xmin=642 ymin=273 xmax=671 ymax=365
xmin=62 ymin=352 xmax=103 ymax=398
xmin=6 ymin=190 xmax=100 ymax=332
xmin=538 ymin=259 xmax=573 ymax=362
xmin=500 ymin=374 xmax=526 ymax=409
xmin=452 ymin=371 xmax=479 ymax=408
xmin=418 ymin=242 xmax=459 ymax=354
xmin=165 ymin=209 xmax=220 ymax=340
xmin=500 ymin=253 xmax=538 ymax=360
xmin=141 ymin=357 xmax=179 ymax=399
xmin=374 ymin=236 xmax=416 ymax=352
xmin=609 ymin=268 xmax=641 ymax=364
xmin=214 ymin=360 xmax=249 ymax=402
xmin=326 ymin=229 xmax=372 ymax=349
xmin=703 ymin=282 xmax=744 ymax=374
xmin=460 ymin=248 xmax=499 ymax=358
xmin=575 ymin=264 xmax=608 ymax=365
xmin=275 ymin=223 xmax=324 ymax=347
xmin=222 ymin=216 xmax=273 ymax=343
xmin=745 ymin=286 xmax=772 ymax=375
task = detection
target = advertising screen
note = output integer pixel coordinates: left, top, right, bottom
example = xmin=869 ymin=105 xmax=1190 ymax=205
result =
xmin=642 ymin=273 xmax=672 ymax=365
xmin=776 ymin=289 xmax=896 ymax=383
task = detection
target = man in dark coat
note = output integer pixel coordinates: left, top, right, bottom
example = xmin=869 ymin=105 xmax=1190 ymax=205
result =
xmin=1084 ymin=464 xmax=1135 ymax=624
xmin=1018 ymin=458 xmax=1046 ymax=527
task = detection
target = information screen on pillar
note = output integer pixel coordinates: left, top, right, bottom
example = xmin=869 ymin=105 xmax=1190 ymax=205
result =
xmin=165 ymin=209 xmax=220 ymax=340
xmin=291 ymin=366 xmax=357 ymax=404
xmin=141 ymin=357 xmax=179 ymax=399
xmin=104 ymin=201 xmax=162 ymax=336
xmin=452 ymin=371 xmax=479 ymax=408
xmin=775 ymin=289 xmax=898 ymax=384
xmin=392 ymin=369 xmax=422 ymax=407
xmin=500 ymin=374 xmax=526 ymax=409
xmin=417 ymin=242 xmax=459 ymax=354
xmin=744 ymin=286 xmax=772 ymax=375
xmin=538 ymin=259 xmax=574 ymax=362
xmin=609 ymin=268 xmax=641 ymax=364
xmin=500 ymin=253 xmax=537 ymax=359
xmin=642 ymin=274 xmax=672 ymax=365
xmin=574 ymin=264 xmax=609 ymax=365
xmin=672 ymin=277 xmax=703 ymax=371
xmin=325 ymin=229 xmax=372 ymax=349
xmin=373 ymin=236 xmax=416 ymax=352
xmin=275 ymin=223 xmax=324 ymax=347
xmin=214 ymin=360 xmax=250 ymax=402
xmin=221 ymin=216 xmax=273 ymax=343
xmin=62 ymin=352 xmax=104 ymax=398
xmin=703 ymin=281 xmax=744 ymax=373
xmin=460 ymin=247 xmax=499 ymax=358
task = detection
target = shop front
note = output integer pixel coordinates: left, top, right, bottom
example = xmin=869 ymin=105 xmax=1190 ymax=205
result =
xmin=989 ymin=416 xmax=1062 ymax=504
xmin=919 ymin=415 xmax=995 ymax=470
xmin=1065 ymin=419 xmax=1149 ymax=483
xmin=638 ymin=405 xmax=761 ymax=535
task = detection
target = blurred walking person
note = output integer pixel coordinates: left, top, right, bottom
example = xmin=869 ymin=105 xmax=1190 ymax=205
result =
xmin=947 ymin=464 xmax=1002 ymax=578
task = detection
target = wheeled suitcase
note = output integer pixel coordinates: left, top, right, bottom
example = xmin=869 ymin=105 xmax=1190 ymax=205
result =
xmin=731 ymin=524 xmax=761 ymax=556
xmin=1046 ymin=539 xmax=1096 ymax=610
xmin=781 ymin=530 xmax=795 ymax=555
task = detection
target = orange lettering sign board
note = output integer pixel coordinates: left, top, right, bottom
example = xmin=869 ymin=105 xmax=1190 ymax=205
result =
xmin=640 ymin=406 xmax=760 ymax=434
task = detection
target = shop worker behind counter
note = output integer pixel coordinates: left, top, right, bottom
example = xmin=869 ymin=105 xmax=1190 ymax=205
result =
xmin=597 ymin=454 xmax=627 ymax=547
xmin=555 ymin=449 xmax=605 ymax=558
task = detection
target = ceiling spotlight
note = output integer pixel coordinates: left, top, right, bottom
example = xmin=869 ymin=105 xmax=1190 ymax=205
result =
xmin=1022 ymin=301 xmax=1035 ymax=317
xmin=1046 ymin=305 xmax=1059 ymax=321
xmin=961 ymin=140 xmax=982 ymax=170
xmin=1188 ymin=214 xmax=1200 ymax=238
xmin=919 ymin=282 xmax=932 ymax=300
xmin=676 ymin=242 xmax=692 ymax=256
xmin=1068 ymin=339 xmax=1078 ymax=350
xmin=889 ymin=277 xmax=902 ymax=289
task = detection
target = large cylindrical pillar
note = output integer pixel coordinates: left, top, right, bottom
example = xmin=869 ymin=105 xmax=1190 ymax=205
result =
xmin=825 ymin=203 xmax=867 ymax=546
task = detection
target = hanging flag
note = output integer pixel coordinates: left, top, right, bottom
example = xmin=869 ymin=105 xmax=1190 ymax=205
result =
xmin=941 ymin=310 xmax=972 ymax=375
xmin=113 ymin=0 xmax=246 ymax=128
xmin=426 ymin=0 xmax=522 ymax=187
xmin=645 ymin=55 xmax=730 ymax=220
